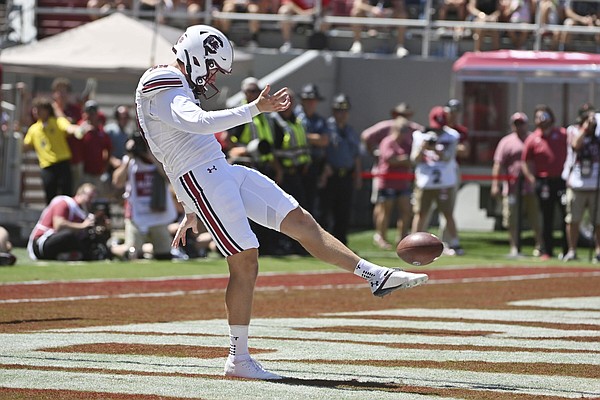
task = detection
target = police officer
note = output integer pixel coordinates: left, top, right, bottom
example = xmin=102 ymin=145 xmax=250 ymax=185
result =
xmin=318 ymin=94 xmax=362 ymax=245
xmin=295 ymin=83 xmax=330 ymax=217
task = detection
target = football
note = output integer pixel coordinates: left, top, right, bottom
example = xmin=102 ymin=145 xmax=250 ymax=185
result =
xmin=396 ymin=232 xmax=443 ymax=266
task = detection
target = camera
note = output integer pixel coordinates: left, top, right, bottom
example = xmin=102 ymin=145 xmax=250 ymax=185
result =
xmin=423 ymin=131 xmax=438 ymax=146
xmin=126 ymin=135 xmax=148 ymax=158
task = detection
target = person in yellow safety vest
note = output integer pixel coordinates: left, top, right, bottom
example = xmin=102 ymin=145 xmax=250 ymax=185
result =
xmin=271 ymin=93 xmax=312 ymax=255
xmin=228 ymin=77 xmax=283 ymax=183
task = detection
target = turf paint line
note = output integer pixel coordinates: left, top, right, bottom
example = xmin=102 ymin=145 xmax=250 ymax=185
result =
xmin=3 ymin=271 xmax=600 ymax=304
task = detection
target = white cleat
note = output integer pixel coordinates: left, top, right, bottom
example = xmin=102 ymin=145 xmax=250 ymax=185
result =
xmin=224 ymin=355 xmax=283 ymax=380
xmin=371 ymin=268 xmax=428 ymax=297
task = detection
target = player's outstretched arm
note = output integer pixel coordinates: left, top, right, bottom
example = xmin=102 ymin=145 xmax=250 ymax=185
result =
xmin=254 ymin=85 xmax=291 ymax=113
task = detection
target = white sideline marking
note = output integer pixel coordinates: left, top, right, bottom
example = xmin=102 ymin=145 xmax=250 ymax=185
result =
xmin=509 ymin=296 xmax=600 ymax=310
xmin=2 ymin=271 xmax=599 ymax=304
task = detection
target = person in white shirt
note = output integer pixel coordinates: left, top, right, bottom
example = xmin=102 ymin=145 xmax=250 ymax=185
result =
xmin=135 ymin=24 xmax=428 ymax=380
xmin=410 ymin=106 xmax=464 ymax=255
xmin=562 ymin=110 xmax=600 ymax=262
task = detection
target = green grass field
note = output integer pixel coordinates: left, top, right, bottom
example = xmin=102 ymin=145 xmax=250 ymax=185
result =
xmin=2 ymin=229 xmax=597 ymax=283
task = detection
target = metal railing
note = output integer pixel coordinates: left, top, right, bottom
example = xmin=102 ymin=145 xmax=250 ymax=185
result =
xmin=27 ymin=0 xmax=600 ymax=58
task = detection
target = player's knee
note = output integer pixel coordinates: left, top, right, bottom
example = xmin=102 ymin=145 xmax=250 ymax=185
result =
xmin=281 ymin=207 xmax=317 ymax=239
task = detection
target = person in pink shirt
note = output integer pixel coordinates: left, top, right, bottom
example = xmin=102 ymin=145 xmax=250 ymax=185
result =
xmin=373 ymin=117 xmax=414 ymax=249
xmin=521 ymin=104 xmax=568 ymax=260
xmin=491 ymin=112 xmax=542 ymax=258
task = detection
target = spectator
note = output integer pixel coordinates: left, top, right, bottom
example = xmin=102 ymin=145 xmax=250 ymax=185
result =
xmin=104 ymin=104 xmax=133 ymax=162
xmin=0 ymin=226 xmax=17 ymax=266
xmin=410 ymin=106 xmax=464 ymax=255
xmin=444 ymin=99 xmax=469 ymax=161
xmin=437 ymin=0 xmax=468 ymax=37
xmin=467 ymin=0 xmax=502 ymax=52
xmin=27 ymin=183 xmax=111 ymax=261
xmin=271 ymin=91 xmax=311 ymax=206
xmin=521 ymin=104 xmax=568 ymax=261
xmin=79 ymin=100 xmax=118 ymax=200
xmin=87 ymin=0 xmax=132 ymax=20
xmin=361 ymin=102 xmax=422 ymax=250
xmin=23 ymin=96 xmax=82 ymax=204
xmin=500 ymin=0 xmax=533 ymax=49
xmin=319 ymin=93 xmax=362 ymax=244
xmin=216 ymin=0 xmax=273 ymax=48
xmin=51 ymin=77 xmax=85 ymax=189
xmin=111 ymin=135 xmax=179 ymax=260
xmin=271 ymin=91 xmax=312 ymax=254
xmin=349 ymin=0 xmax=410 ymax=57
xmin=227 ymin=77 xmax=283 ymax=255
xmin=278 ymin=0 xmax=331 ymax=52
xmin=559 ymin=0 xmax=600 ymax=51
xmin=562 ymin=110 xmax=600 ymax=262
xmin=373 ymin=117 xmax=414 ymax=250
xmin=295 ymin=83 xmax=330 ymax=218
xmin=491 ymin=112 xmax=542 ymax=258
xmin=437 ymin=98 xmax=469 ymax=245
xmin=532 ymin=0 xmax=563 ymax=49
xmin=228 ymin=77 xmax=283 ymax=182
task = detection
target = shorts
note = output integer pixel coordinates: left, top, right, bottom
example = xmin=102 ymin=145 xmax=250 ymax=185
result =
xmin=412 ymin=186 xmax=455 ymax=215
xmin=124 ymin=219 xmax=172 ymax=255
xmin=173 ymin=158 xmax=299 ymax=257
xmin=502 ymin=193 xmax=540 ymax=230
xmin=376 ymin=187 xmax=412 ymax=203
xmin=565 ymin=188 xmax=600 ymax=225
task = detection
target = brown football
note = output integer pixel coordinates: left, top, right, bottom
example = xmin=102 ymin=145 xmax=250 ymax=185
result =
xmin=396 ymin=232 xmax=443 ymax=266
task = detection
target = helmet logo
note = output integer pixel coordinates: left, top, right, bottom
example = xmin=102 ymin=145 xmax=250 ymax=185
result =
xmin=203 ymin=34 xmax=224 ymax=56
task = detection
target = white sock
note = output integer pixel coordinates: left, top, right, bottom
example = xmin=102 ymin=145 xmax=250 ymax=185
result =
xmin=354 ymin=259 xmax=389 ymax=282
xmin=229 ymin=325 xmax=249 ymax=359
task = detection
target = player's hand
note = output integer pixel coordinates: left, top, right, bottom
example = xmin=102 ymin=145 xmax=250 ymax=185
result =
xmin=254 ymin=85 xmax=291 ymax=113
xmin=172 ymin=213 xmax=198 ymax=248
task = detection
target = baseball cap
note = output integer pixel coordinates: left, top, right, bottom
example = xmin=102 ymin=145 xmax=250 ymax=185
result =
xmin=332 ymin=93 xmax=351 ymax=110
xmin=428 ymin=106 xmax=447 ymax=129
xmin=510 ymin=112 xmax=528 ymax=124
xmin=392 ymin=102 xmax=414 ymax=117
xmin=84 ymin=100 xmax=99 ymax=112
xmin=241 ymin=77 xmax=260 ymax=92
xmin=299 ymin=83 xmax=323 ymax=100
xmin=445 ymin=99 xmax=462 ymax=112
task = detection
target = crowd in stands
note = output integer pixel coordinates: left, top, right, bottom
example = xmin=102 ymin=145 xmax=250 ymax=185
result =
xmin=76 ymin=0 xmax=600 ymax=55
xmin=8 ymin=72 xmax=598 ymax=266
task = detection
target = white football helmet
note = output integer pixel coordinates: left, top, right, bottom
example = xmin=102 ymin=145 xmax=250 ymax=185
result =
xmin=172 ymin=25 xmax=233 ymax=99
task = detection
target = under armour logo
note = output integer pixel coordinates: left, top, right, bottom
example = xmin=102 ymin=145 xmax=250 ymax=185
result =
xmin=207 ymin=165 xmax=217 ymax=173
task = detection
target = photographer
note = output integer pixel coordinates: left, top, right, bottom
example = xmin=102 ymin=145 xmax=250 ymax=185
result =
xmin=27 ymin=183 xmax=109 ymax=261
xmin=563 ymin=111 xmax=600 ymax=262
xmin=111 ymin=134 xmax=178 ymax=260
xmin=410 ymin=106 xmax=464 ymax=255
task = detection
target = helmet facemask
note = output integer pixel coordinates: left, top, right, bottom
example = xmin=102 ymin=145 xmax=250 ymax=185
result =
xmin=174 ymin=25 xmax=233 ymax=100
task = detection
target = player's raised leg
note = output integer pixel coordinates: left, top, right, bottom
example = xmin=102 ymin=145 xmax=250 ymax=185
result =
xmin=280 ymin=207 xmax=429 ymax=297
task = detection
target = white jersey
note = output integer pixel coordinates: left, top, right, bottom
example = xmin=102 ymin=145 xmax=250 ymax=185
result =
xmin=135 ymin=64 xmax=256 ymax=183
xmin=123 ymin=155 xmax=177 ymax=234
xmin=411 ymin=127 xmax=460 ymax=189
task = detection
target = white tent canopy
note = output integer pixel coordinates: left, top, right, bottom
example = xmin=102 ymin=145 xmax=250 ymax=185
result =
xmin=0 ymin=13 xmax=251 ymax=80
